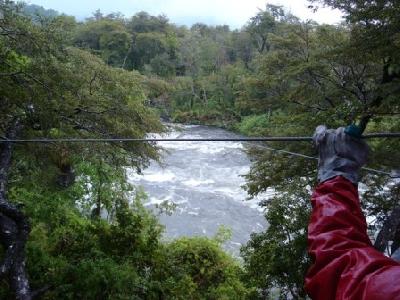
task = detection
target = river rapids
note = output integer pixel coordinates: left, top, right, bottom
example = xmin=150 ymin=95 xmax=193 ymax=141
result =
xmin=128 ymin=124 xmax=273 ymax=255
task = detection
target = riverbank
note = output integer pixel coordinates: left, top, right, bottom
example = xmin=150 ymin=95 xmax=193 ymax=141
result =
xmin=167 ymin=108 xmax=270 ymax=139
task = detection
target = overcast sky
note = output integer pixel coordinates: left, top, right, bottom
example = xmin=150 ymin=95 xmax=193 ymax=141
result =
xmin=27 ymin=0 xmax=343 ymax=28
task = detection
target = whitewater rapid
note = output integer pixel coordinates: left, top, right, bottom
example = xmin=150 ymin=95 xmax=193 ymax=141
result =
xmin=128 ymin=124 xmax=273 ymax=255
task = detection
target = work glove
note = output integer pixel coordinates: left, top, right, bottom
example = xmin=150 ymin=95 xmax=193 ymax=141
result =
xmin=313 ymin=125 xmax=369 ymax=184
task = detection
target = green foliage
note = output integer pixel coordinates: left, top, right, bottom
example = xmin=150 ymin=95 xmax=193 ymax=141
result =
xmin=0 ymin=7 xmax=248 ymax=298
xmin=241 ymin=180 xmax=311 ymax=299
xmin=247 ymin=5 xmax=280 ymax=53
xmin=1 ymin=10 xmax=164 ymax=198
xmin=213 ymin=225 xmax=233 ymax=245
xmin=74 ymin=18 xmax=131 ymax=67
xmin=2 ymin=158 xmax=161 ymax=299
xmin=5 ymin=157 xmax=249 ymax=299
xmin=235 ymin=114 xmax=270 ymax=136
xmin=148 ymin=53 xmax=176 ymax=77
xmin=239 ymin=2 xmax=400 ymax=298
xmin=1 ymin=0 xmax=400 ymax=298
xmin=160 ymin=237 xmax=249 ymax=299
xmin=131 ymin=32 xmax=169 ymax=70
xmin=128 ymin=11 xmax=169 ymax=34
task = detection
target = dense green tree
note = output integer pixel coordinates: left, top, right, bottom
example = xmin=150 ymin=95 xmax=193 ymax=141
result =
xmin=157 ymin=237 xmax=249 ymax=299
xmin=0 ymin=2 xmax=255 ymax=298
xmin=242 ymin=179 xmax=311 ymax=299
xmin=4 ymin=166 xmax=164 ymax=299
xmin=228 ymin=31 xmax=255 ymax=68
xmin=239 ymin=2 xmax=400 ymax=297
xmin=307 ymin=0 xmax=400 ymax=124
xmin=0 ymin=2 xmax=163 ymax=297
xmin=74 ymin=18 xmax=131 ymax=67
xmin=127 ymin=11 xmax=169 ymax=34
xmin=147 ymin=53 xmax=176 ymax=77
xmin=130 ymin=32 xmax=169 ymax=70
xmin=246 ymin=5 xmax=284 ymax=53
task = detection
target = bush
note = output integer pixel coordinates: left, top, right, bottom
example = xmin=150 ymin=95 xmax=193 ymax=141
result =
xmin=235 ymin=114 xmax=270 ymax=136
xmin=158 ymin=237 xmax=249 ymax=299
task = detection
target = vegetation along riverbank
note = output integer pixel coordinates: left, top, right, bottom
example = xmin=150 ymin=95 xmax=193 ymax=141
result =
xmin=1 ymin=1 xmax=399 ymax=298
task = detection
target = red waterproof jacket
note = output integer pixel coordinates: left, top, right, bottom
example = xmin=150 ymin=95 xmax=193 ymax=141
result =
xmin=305 ymin=176 xmax=400 ymax=300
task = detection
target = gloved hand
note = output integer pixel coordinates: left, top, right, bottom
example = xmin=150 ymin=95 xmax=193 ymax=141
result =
xmin=313 ymin=125 xmax=369 ymax=184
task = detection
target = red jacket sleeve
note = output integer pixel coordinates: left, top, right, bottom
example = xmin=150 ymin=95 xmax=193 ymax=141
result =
xmin=305 ymin=176 xmax=400 ymax=300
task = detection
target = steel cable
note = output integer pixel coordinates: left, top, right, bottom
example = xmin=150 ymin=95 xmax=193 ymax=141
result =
xmin=246 ymin=143 xmax=398 ymax=178
xmin=1 ymin=133 xmax=398 ymax=178
xmin=0 ymin=132 xmax=399 ymax=143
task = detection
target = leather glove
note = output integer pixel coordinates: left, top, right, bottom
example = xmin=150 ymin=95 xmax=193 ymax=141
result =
xmin=313 ymin=125 xmax=369 ymax=184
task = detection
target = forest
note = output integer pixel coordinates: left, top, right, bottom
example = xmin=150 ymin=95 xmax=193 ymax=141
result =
xmin=0 ymin=0 xmax=399 ymax=299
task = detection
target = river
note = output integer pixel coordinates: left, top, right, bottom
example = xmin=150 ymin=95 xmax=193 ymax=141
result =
xmin=128 ymin=124 xmax=272 ymax=255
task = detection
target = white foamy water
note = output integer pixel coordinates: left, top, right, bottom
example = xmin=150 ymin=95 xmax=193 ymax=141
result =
xmin=128 ymin=124 xmax=272 ymax=255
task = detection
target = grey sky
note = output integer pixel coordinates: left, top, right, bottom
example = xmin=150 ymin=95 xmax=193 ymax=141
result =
xmin=27 ymin=0 xmax=343 ymax=28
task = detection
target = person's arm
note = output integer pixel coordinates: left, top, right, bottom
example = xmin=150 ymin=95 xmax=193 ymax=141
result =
xmin=305 ymin=126 xmax=400 ymax=300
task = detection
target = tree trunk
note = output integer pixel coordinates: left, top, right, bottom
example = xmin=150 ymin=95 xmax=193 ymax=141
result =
xmin=0 ymin=119 xmax=32 ymax=300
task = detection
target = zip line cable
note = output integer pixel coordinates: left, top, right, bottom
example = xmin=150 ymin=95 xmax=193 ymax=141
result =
xmin=246 ymin=143 xmax=398 ymax=178
xmin=1 ymin=133 xmax=398 ymax=178
xmin=0 ymin=132 xmax=399 ymax=143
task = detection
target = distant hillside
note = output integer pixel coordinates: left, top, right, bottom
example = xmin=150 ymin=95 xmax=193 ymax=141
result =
xmin=21 ymin=3 xmax=59 ymax=18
